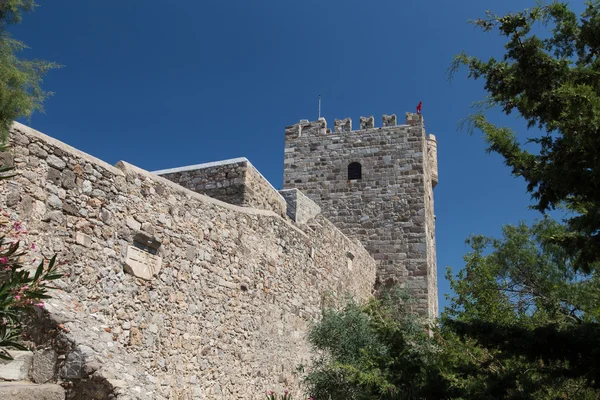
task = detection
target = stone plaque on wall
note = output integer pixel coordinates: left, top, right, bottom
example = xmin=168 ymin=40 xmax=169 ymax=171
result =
xmin=124 ymin=245 xmax=162 ymax=280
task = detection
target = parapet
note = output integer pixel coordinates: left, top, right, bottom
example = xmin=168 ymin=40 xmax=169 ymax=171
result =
xmin=359 ymin=116 xmax=375 ymax=129
xmin=154 ymin=158 xmax=287 ymax=217
xmin=279 ymin=188 xmax=321 ymax=224
xmin=382 ymin=114 xmax=397 ymax=126
xmin=285 ymin=112 xmax=423 ymax=138
xmin=334 ymin=118 xmax=352 ymax=132
xmin=405 ymin=112 xmax=423 ymax=126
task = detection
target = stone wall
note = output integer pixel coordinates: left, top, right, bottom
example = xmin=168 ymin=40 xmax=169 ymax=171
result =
xmin=1 ymin=122 xmax=376 ymax=399
xmin=154 ymin=158 xmax=287 ymax=219
xmin=278 ymin=189 xmax=321 ymax=225
xmin=283 ymin=112 xmax=438 ymax=317
xmin=424 ymin=135 xmax=438 ymax=317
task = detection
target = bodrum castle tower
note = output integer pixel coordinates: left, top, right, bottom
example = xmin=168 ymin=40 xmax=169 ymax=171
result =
xmin=283 ymin=113 xmax=438 ymax=316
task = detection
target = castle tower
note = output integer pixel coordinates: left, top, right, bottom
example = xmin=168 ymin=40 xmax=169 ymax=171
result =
xmin=283 ymin=112 xmax=439 ymax=317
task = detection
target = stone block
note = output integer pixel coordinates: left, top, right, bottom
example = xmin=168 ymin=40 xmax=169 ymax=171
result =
xmin=0 ymin=351 xmax=33 ymax=381
xmin=6 ymin=191 xmax=19 ymax=208
xmin=123 ymin=245 xmax=162 ymax=280
xmin=61 ymin=169 xmax=76 ymax=189
xmin=82 ymin=179 xmax=92 ymax=193
xmin=126 ymin=216 xmax=141 ymax=231
xmin=46 ymin=194 xmax=62 ymax=210
xmin=0 ymin=382 xmax=64 ymax=400
xmin=46 ymin=168 xmax=61 ymax=187
xmin=46 ymin=154 xmax=66 ymax=170
xmin=28 ymin=143 xmax=48 ymax=159
xmin=75 ymin=232 xmax=93 ymax=248
xmin=60 ymin=350 xmax=83 ymax=379
xmin=31 ymin=349 xmax=56 ymax=384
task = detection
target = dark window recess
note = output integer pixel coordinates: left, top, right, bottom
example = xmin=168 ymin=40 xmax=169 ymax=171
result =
xmin=133 ymin=233 xmax=161 ymax=255
xmin=348 ymin=162 xmax=362 ymax=180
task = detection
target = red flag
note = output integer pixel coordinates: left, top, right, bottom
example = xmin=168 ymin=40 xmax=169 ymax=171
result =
xmin=416 ymin=101 xmax=422 ymax=114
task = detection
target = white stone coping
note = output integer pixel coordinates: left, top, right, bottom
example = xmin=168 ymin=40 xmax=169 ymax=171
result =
xmin=151 ymin=157 xmax=249 ymax=175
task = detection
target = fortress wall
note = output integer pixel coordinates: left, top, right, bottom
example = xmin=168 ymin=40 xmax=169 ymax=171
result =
xmin=1 ymin=122 xmax=376 ymax=399
xmin=155 ymin=158 xmax=287 ymax=218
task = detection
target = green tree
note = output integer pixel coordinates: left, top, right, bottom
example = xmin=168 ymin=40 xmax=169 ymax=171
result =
xmin=444 ymin=218 xmax=600 ymax=398
xmin=450 ymin=1 xmax=600 ymax=272
xmin=442 ymin=1 xmax=600 ymax=396
xmin=303 ymin=291 xmax=453 ymax=400
xmin=0 ymin=0 xmax=57 ymax=142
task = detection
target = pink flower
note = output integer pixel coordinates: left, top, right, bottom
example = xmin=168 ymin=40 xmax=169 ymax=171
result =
xmin=31 ymin=243 xmax=36 ymax=250
xmin=0 ymin=257 xmax=7 ymax=264
xmin=266 ymin=390 xmax=273 ymax=395
xmin=34 ymin=302 xmax=44 ymax=307
xmin=284 ymin=390 xmax=289 ymax=394
xmin=14 ymin=295 xmax=20 ymax=301
xmin=12 ymin=222 xmax=21 ymax=231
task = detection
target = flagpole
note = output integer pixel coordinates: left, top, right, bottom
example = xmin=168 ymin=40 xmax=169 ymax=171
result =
xmin=318 ymin=95 xmax=321 ymax=119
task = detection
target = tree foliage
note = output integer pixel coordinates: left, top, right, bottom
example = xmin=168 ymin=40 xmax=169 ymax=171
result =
xmin=444 ymin=219 xmax=600 ymax=398
xmin=441 ymin=1 xmax=600 ymax=396
xmin=450 ymin=1 xmax=600 ymax=272
xmin=0 ymin=0 xmax=57 ymax=143
xmin=303 ymin=291 xmax=449 ymax=400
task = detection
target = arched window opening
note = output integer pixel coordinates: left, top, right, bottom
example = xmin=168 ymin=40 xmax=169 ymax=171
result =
xmin=348 ymin=162 xmax=362 ymax=180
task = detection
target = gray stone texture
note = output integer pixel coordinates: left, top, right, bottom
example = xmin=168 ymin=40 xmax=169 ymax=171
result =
xmin=0 ymin=382 xmax=65 ymax=400
xmin=279 ymin=189 xmax=321 ymax=225
xmin=1 ymin=122 xmax=377 ymax=399
xmin=284 ymin=112 xmax=439 ymax=317
xmin=156 ymin=159 xmax=288 ymax=218
xmin=31 ymin=349 xmax=57 ymax=384
xmin=0 ymin=351 xmax=33 ymax=381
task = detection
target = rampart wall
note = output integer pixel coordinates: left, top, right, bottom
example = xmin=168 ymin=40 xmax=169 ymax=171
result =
xmin=0 ymin=122 xmax=376 ymax=399
xmin=155 ymin=158 xmax=287 ymax=218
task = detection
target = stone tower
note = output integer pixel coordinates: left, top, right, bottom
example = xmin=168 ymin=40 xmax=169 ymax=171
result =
xmin=283 ymin=112 xmax=439 ymax=317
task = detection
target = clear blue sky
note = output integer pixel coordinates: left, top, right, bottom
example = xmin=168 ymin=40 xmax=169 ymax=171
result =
xmin=11 ymin=0 xmax=583 ymax=313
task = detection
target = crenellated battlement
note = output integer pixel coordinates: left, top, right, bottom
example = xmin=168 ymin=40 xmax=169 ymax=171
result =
xmin=285 ymin=112 xmax=425 ymax=138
